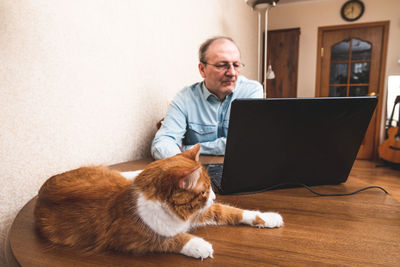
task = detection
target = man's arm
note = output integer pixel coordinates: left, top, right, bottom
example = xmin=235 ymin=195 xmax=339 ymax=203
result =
xmin=151 ymin=98 xmax=187 ymax=160
xmin=183 ymin=137 xmax=226 ymax=155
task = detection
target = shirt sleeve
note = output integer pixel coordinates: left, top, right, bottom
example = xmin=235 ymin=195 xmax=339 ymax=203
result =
xmin=151 ymin=95 xmax=187 ymax=160
xmin=248 ymin=81 xmax=263 ymax=98
xmin=183 ymin=137 xmax=226 ymax=155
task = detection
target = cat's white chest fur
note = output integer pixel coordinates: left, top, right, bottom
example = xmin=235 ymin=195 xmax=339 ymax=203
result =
xmin=136 ymin=192 xmax=191 ymax=237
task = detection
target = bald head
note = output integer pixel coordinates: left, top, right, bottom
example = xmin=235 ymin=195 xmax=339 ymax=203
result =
xmin=199 ymin=36 xmax=240 ymax=63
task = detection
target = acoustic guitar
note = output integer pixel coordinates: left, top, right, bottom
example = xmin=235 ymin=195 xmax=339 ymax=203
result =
xmin=379 ymin=127 xmax=400 ymax=164
xmin=379 ymin=96 xmax=400 ymax=164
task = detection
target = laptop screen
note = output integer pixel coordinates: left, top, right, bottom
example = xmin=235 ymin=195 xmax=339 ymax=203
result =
xmin=219 ymin=97 xmax=377 ymax=194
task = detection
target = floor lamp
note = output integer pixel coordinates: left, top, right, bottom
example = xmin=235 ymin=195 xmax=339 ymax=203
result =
xmin=246 ymin=0 xmax=278 ymax=98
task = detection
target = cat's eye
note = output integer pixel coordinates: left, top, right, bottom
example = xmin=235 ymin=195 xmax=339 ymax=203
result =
xmin=201 ymin=191 xmax=207 ymax=196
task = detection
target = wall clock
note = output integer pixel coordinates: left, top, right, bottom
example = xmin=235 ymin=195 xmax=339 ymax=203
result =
xmin=341 ymin=0 xmax=365 ymax=22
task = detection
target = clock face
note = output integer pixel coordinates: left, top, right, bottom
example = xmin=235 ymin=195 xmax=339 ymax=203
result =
xmin=341 ymin=0 xmax=365 ymax=21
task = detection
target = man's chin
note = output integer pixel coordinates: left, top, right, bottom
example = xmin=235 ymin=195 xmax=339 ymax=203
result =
xmin=221 ymin=85 xmax=235 ymax=95
xmin=221 ymin=81 xmax=236 ymax=90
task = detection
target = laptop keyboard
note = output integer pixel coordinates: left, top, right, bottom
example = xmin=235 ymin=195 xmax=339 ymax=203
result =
xmin=204 ymin=163 xmax=223 ymax=189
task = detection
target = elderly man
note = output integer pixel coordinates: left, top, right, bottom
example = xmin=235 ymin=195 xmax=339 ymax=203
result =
xmin=151 ymin=36 xmax=263 ymax=160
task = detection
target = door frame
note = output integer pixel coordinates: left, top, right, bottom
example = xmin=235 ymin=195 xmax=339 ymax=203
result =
xmin=315 ymin=21 xmax=390 ymax=160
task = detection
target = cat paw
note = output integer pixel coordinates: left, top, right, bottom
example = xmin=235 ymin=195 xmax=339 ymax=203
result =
xmin=180 ymin=237 xmax=214 ymax=260
xmin=242 ymin=211 xmax=283 ymax=228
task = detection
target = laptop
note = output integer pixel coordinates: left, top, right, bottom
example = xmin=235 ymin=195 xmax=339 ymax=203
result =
xmin=206 ymin=97 xmax=377 ymax=195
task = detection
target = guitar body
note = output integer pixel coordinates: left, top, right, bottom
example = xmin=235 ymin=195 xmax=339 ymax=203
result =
xmin=379 ymin=127 xmax=400 ymax=164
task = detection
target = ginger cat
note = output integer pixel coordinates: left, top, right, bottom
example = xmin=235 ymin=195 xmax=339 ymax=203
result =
xmin=34 ymin=144 xmax=283 ymax=260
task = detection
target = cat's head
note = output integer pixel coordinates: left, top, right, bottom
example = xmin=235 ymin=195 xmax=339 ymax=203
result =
xmin=134 ymin=144 xmax=215 ymax=220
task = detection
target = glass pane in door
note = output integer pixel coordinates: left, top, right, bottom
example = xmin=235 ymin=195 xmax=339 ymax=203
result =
xmin=330 ymin=64 xmax=348 ymax=84
xmin=329 ymin=86 xmax=347 ymax=97
xmin=331 ymin=40 xmax=350 ymax=61
xmin=350 ymin=62 xmax=370 ymax=83
xmin=349 ymin=86 xmax=369 ymax=96
xmin=351 ymin=39 xmax=371 ymax=60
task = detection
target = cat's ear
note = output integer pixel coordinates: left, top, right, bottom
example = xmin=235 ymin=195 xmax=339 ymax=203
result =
xmin=181 ymin=144 xmax=201 ymax=162
xmin=178 ymin=167 xmax=202 ymax=190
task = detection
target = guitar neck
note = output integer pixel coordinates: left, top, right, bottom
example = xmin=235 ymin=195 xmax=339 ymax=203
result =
xmin=389 ymin=95 xmax=400 ymax=127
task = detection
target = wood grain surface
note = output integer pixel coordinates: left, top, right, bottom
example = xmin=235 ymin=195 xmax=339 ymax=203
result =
xmin=8 ymin=157 xmax=400 ymax=266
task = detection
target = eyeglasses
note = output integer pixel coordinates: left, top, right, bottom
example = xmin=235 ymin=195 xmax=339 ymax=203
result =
xmin=201 ymin=61 xmax=244 ymax=71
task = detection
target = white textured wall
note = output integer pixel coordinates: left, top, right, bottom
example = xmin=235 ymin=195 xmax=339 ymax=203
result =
xmin=269 ymin=0 xmax=400 ymax=97
xmin=0 ymin=0 xmax=258 ymax=264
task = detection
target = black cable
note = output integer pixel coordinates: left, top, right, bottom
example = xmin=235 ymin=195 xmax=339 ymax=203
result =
xmin=230 ymin=183 xmax=389 ymax=196
xmin=205 ymin=164 xmax=391 ymax=196
xmin=299 ymin=184 xmax=389 ymax=197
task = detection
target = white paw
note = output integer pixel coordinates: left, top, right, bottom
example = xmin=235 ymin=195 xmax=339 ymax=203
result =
xmin=258 ymin=212 xmax=284 ymax=228
xmin=180 ymin=237 xmax=214 ymax=260
xmin=242 ymin=210 xmax=284 ymax=228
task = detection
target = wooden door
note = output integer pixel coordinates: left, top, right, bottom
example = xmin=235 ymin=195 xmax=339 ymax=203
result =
xmin=316 ymin=22 xmax=389 ymax=160
xmin=265 ymin=28 xmax=299 ymax=98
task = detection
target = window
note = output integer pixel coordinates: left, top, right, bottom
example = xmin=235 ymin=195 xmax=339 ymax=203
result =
xmin=329 ymin=38 xmax=371 ymax=97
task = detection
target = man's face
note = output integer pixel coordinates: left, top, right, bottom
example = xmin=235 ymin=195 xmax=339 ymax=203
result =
xmin=198 ymin=39 xmax=241 ymax=100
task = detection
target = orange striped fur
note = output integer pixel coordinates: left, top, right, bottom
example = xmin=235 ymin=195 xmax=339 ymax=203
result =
xmin=34 ymin=144 xmax=283 ymax=260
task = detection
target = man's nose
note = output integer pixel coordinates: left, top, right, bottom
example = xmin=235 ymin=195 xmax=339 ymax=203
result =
xmin=225 ymin=64 xmax=237 ymax=75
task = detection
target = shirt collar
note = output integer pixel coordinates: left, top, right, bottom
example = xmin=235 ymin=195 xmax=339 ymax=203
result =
xmin=201 ymin=80 xmax=238 ymax=102
xmin=201 ymin=82 xmax=214 ymax=101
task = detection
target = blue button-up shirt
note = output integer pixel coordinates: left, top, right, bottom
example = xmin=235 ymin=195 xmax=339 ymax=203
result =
xmin=151 ymin=75 xmax=263 ymax=160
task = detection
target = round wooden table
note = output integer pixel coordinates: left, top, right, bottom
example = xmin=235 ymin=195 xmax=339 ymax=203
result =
xmin=8 ymin=158 xmax=400 ymax=266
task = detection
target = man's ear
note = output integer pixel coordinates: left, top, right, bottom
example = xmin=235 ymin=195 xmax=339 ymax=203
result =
xmin=198 ymin=62 xmax=206 ymax=78
xmin=178 ymin=167 xmax=202 ymax=190
xmin=181 ymin=144 xmax=201 ymax=161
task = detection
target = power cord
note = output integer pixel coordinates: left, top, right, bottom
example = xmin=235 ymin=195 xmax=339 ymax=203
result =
xmin=299 ymin=184 xmax=389 ymax=197
xmin=231 ymin=183 xmax=389 ymax=196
